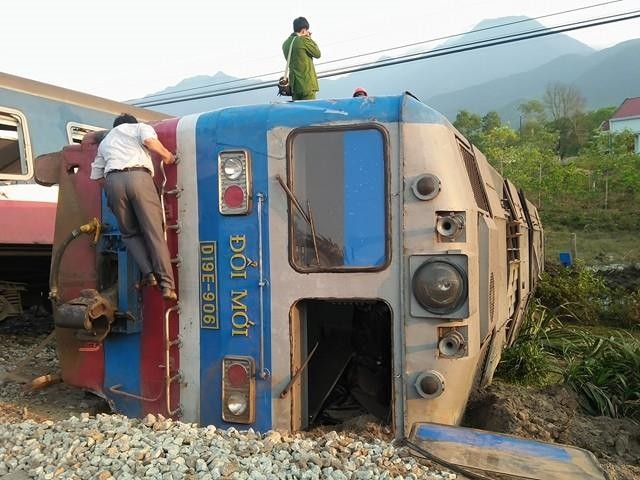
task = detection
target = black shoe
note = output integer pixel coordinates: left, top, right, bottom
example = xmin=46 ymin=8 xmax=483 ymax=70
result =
xmin=162 ymin=287 xmax=177 ymax=301
xmin=142 ymin=273 xmax=158 ymax=288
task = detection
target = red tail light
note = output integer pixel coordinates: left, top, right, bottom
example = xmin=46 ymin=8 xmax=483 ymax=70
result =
xmin=222 ymin=356 xmax=255 ymax=423
xmin=223 ymin=185 xmax=245 ymax=209
xmin=227 ymin=362 xmax=249 ymax=387
xmin=218 ymin=151 xmax=251 ymax=215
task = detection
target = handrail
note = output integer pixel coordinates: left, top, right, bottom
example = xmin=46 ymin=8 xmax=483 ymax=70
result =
xmin=257 ymin=192 xmax=270 ymax=380
xmin=109 ymin=384 xmax=162 ymax=402
xmin=164 ymin=305 xmax=181 ymax=416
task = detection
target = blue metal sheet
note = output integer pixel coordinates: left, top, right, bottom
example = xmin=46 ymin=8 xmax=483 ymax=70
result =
xmin=103 ymin=334 xmax=142 ymax=416
xmin=194 ymin=95 xmax=403 ymax=134
xmin=196 ymin=108 xmax=272 ymax=431
xmin=343 ymin=129 xmax=385 ymax=266
xmin=411 ymin=422 xmax=606 ymax=480
xmin=100 ymin=192 xmax=142 ymax=416
xmin=401 ymin=94 xmax=450 ymax=125
xmin=100 ymin=191 xmax=141 ymax=331
xmin=0 ymin=88 xmax=117 ymax=155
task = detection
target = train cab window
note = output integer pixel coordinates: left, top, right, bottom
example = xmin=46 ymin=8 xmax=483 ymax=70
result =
xmin=67 ymin=123 xmax=101 ymax=144
xmin=287 ymin=126 xmax=388 ymax=272
xmin=0 ymin=109 xmax=30 ymax=179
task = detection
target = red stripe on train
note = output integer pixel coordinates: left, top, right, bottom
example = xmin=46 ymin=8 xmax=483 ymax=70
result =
xmin=0 ymin=200 xmax=56 ymax=245
xmin=139 ymin=118 xmax=181 ymax=416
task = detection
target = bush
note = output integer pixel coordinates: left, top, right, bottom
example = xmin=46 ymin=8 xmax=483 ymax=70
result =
xmin=497 ymin=301 xmax=561 ymax=385
xmin=536 ymin=262 xmax=640 ymax=328
xmin=536 ymin=262 xmax=609 ymax=325
xmin=498 ymin=302 xmax=640 ymax=419
xmin=605 ymin=289 xmax=640 ymax=328
xmin=562 ymin=331 xmax=640 ymax=419
xmin=540 ymin=209 xmax=640 ymax=231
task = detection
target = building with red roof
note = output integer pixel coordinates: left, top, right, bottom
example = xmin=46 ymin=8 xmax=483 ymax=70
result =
xmin=608 ymin=97 xmax=640 ymax=153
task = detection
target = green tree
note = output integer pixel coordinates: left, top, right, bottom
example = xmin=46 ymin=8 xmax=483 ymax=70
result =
xmin=543 ymin=83 xmax=588 ymax=158
xmin=518 ymin=99 xmax=547 ymax=137
xmin=481 ymin=111 xmax=502 ymax=133
xmin=453 ymin=110 xmax=482 ymax=145
xmin=480 ymin=124 xmax=585 ymax=209
xmin=578 ymin=130 xmax=640 ymax=208
xmin=585 ymin=107 xmax=617 ymax=132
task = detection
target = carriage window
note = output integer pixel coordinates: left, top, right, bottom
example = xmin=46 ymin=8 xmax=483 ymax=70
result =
xmin=288 ymin=127 xmax=387 ymax=271
xmin=0 ymin=110 xmax=29 ymax=179
xmin=67 ymin=123 xmax=101 ymax=144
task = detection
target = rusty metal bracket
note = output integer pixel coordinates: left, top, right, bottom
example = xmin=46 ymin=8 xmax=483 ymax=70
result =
xmin=279 ymin=342 xmax=319 ymax=399
xmin=109 ymin=384 xmax=163 ymax=402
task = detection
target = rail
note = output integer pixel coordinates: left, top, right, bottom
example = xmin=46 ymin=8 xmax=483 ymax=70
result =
xmin=164 ymin=305 xmax=181 ymax=416
xmin=257 ymin=192 xmax=270 ymax=379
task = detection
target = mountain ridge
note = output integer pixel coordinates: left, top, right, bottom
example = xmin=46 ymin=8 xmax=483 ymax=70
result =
xmin=139 ymin=16 xmax=636 ymax=121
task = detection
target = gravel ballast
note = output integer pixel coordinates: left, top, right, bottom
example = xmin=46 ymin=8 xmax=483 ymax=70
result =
xmin=0 ymin=413 xmax=457 ymax=479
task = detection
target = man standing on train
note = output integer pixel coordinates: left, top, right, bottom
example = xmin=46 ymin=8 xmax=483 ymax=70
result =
xmin=89 ymin=113 xmax=177 ymax=301
xmin=282 ymin=17 xmax=321 ymax=100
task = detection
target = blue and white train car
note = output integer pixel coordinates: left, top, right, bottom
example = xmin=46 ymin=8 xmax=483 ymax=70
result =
xmin=0 ymin=71 xmax=168 ymax=317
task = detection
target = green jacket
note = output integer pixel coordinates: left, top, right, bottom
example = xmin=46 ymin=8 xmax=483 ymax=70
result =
xmin=282 ymin=33 xmax=321 ymax=97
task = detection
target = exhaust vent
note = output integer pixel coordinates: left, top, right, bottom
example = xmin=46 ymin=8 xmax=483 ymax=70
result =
xmin=457 ymin=140 xmax=490 ymax=214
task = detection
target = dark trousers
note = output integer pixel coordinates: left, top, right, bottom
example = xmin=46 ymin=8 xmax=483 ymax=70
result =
xmin=104 ymin=170 xmax=175 ymax=289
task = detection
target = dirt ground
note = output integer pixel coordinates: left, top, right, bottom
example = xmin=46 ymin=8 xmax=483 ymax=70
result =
xmin=1 ymin=311 xmax=638 ymax=479
xmin=0 ymin=311 xmax=107 ymax=424
xmin=464 ymin=382 xmax=640 ymax=480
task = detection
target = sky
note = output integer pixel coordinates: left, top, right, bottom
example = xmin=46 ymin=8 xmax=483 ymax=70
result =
xmin=2 ymin=0 xmax=639 ymax=102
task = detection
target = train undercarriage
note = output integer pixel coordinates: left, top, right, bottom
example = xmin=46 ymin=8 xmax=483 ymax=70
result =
xmin=0 ymin=245 xmax=51 ymax=321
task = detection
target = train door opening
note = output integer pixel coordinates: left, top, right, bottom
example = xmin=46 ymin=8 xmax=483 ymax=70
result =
xmin=293 ymin=299 xmax=392 ymax=431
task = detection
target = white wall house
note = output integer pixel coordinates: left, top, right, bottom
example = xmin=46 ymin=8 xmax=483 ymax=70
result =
xmin=607 ymin=97 xmax=640 ymax=153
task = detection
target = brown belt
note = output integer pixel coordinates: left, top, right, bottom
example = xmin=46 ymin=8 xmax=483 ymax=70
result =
xmin=107 ymin=167 xmax=150 ymax=175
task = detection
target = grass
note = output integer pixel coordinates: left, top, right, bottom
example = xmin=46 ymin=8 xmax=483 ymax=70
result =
xmin=501 ymin=207 xmax=640 ymax=418
xmin=545 ymin=227 xmax=640 ymax=266
xmin=561 ymin=330 xmax=640 ymax=418
xmin=575 ymin=324 xmax=640 ymax=341
xmin=497 ymin=302 xmax=640 ymax=420
xmin=498 ymin=302 xmax=562 ymax=386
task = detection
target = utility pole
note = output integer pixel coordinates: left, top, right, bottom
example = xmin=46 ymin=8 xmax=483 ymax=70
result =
xmin=571 ymin=233 xmax=578 ymax=261
xmin=519 ymin=115 xmax=522 ymax=136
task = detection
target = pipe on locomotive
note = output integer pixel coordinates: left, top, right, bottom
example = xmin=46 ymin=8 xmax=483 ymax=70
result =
xmin=48 ymin=218 xmax=102 ymax=303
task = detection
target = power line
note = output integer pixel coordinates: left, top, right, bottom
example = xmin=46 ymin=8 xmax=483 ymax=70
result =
xmin=135 ymin=10 xmax=640 ymax=108
xmin=133 ymin=0 xmax=622 ymax=104
xmin=137 ymin=10 xmax=638 ymax=107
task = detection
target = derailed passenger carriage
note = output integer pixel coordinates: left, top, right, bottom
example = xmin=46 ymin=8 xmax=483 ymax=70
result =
xmin=35 ymin=93 xmax=543 ymax=436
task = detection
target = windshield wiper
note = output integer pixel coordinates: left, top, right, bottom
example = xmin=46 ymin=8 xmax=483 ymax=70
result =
xmin=276 ymin=174 xmax=320 ymax=266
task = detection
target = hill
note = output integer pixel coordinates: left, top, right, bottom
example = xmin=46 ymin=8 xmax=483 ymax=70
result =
xmin=428 ymin=39 xmax=640 ymax=125
xmin=138 ymin=16 xmax=598 ymax=117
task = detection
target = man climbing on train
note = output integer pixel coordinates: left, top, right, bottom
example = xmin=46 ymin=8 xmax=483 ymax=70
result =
xmin=89 ymin=114 xmax=177 ymax=301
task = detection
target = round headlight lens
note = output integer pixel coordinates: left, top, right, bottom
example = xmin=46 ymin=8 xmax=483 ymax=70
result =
xmin=223 ymin=157 xmax=244 ymax=180
xmin=412 ymin=260 xmax=466 ymax=314
xmin=227 ymin=393 xmax=248 ymax=416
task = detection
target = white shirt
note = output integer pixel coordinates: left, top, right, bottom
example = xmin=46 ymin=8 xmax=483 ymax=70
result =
xmin=90 ymin=123 xmax=157 ymax=179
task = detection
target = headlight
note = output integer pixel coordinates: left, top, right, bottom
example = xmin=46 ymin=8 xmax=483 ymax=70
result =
xmin=412 ymin=260 xmax=467 ymax=314
xmin=227 ymin=393 xmax=248 ymax=416
xmin=222 ymin=157 xmax=244 ymax=180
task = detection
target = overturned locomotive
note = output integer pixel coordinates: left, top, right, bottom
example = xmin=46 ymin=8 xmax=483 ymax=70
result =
xmin=36 ymin=93 xmax=543 ymax=436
